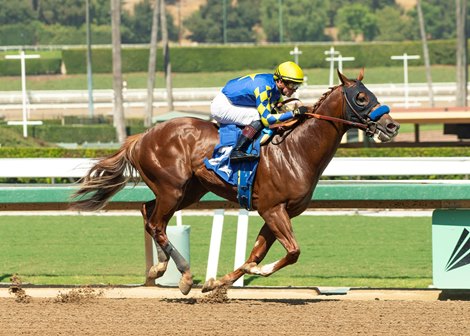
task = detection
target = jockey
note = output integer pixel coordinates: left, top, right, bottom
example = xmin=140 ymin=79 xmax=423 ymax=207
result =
xmin=211 ymin=61 xmax=308 ymax=162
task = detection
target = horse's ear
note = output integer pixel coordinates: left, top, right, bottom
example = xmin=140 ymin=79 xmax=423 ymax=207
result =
xmin=337 ymin=69 xmax=350 ymax=86
xmin=357 ymin=68 xmax=364 ymax=81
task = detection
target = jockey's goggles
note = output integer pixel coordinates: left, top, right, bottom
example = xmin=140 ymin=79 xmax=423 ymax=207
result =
xmin=284 ymin=80 xmax=301 ymax=90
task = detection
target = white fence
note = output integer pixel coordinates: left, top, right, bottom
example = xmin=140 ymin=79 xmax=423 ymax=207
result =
xmin=2 ymin=157 xmax=470 ymax=286
xmin=2 ymin=157 xmax=470 ymax=179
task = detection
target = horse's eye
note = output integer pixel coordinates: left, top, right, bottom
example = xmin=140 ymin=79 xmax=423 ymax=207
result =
xmin=355 ymin=93 xmax=368 ymax=106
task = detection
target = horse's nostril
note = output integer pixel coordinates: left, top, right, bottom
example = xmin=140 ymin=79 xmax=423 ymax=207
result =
xmin=387 ymin=122 xmax=400 ymax=132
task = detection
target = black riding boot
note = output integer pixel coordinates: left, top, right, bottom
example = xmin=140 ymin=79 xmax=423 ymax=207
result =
xmin=230 ymin=134 xmax=257 ymax=162
xmin=230 ymin=120 xmax=263 ymax=163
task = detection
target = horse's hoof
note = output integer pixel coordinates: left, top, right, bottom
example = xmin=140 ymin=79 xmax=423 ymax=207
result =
xmin=148 ymin=264 xmax=166 ymax=279
xmin=148 ymin=267 xmax=158 ymax=279
xmin=202 ymin=278 xmax=215 ymax=293
xmin=179 ymin=272 xmax=193 ymax=295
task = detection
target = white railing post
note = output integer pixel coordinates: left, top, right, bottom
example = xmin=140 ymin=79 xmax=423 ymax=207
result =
xmin=233 ymin=209 xmax=249 ymax=287
xmin=205 ymin=209 xmax=225 ymax=281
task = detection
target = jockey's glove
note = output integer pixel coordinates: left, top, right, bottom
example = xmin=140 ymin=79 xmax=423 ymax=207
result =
xmin=293 ymin=106 xmax=308 ymax=116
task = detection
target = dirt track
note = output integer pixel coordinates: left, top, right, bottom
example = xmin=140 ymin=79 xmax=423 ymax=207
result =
xmin=1 ymin=286 xmax=470 ymax=335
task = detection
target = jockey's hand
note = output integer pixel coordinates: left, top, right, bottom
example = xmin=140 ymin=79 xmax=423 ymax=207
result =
xmin=293 ymin=106 xmax=308 ymax=116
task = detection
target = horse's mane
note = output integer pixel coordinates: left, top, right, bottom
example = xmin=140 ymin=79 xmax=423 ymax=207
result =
xmin=266 ymin=85 xmax=342 ymax=134
xmin=311 ymin=85 xmax=340 ymax=113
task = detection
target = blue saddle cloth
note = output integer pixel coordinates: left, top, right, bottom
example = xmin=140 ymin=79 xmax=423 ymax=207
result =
xmin=204 ymin=124 xmax=264 ymax=210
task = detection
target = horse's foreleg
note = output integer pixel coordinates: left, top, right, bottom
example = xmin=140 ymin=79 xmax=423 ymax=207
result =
xmin=244 ymin=205 xmax=300 ymax=276
xmin=202 ymin=223 xmax=276 ymax=292
xmin=142 ymin=201 xmax=170 ymax=282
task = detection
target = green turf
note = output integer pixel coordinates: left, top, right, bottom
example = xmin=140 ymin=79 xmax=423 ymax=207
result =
xmin=0 ymin=214 xmax=432 ymax=288
xmin=0 ymin=65 xmax=457 ymax=91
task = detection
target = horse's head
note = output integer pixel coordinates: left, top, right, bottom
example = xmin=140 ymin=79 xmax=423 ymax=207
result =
xmin=338 ymin=69 xmax=400 ymax=142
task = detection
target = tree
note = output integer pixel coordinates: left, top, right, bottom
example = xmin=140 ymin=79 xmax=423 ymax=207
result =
xmin=161 ymin=0 xmax=174 ymax=111
xmin=90 ymin=0 xmax=110 ymax=25
xmin=417 ymin=0 xmax=434 ymax=107
xmin=185 ymin=0 xmax=260 ymax=43
xmin=375 ymin=6 xmax=415 ymax=41
xmin=335 ymin=3 xmax=378 ymax=41
xmin=122 ymin=0 xmax=177 ymax=43
xmin=456 ymin=0 xmax=467 ymax=107
xmin=144 ymin=0 xmax=160 ymax=128
xmin=326 ymin=0 xmax=396 ymax=27
xmin=0 ymin=0 xmax=36 ymax=24
xmin=408 ymin=1 xmax=456 ymax=40
xmin=38 ymin=0 xmax=85 ymax=27
xmin=260 ymin=0 xmax=329 ymax=42
xmin=358 ymin=0 xmax=396 ymax=10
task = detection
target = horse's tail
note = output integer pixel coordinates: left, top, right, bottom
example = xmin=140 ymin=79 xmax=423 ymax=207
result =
xmin=69 ymin=133 xmax=142 ymax=211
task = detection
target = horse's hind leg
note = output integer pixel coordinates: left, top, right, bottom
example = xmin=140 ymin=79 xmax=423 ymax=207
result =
xmin=202 ymin=223 xmax=276 ymax=292
xmin=144 ymin=182 xmax=201 ymax=295
xmin=141 ymin=200 xmax=170 ymax=283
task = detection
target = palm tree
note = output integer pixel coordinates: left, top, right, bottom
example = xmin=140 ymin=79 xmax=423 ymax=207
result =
xmin=144 ymin=0 xmax=160 ymax=128
xmin=111 ymin=0 xmax=126 ymax=143
xmin=456 ymin=0 xmax=467 ymax=107
xmin=161 ymin=0 xmax=174 ymax=111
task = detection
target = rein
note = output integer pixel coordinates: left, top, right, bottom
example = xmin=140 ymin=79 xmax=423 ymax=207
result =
xmin=304 ymin=112 xmax=368 ymax=131
xmin=272 ymin=85 xmax=388 ymax=137
xmin=273 ymin=93 xmax=369 ymax=131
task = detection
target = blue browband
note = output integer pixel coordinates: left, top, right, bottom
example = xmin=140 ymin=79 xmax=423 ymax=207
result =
xmin=369 ymin=105 xmax=390 ymax=121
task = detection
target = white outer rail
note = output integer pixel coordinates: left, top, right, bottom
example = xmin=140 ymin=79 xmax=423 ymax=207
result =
xmin=1 ymin=157 xmax=470 ymax=178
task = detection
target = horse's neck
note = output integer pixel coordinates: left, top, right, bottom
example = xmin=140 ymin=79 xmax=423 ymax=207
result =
xmin=306 ymin=87 xmax=347 ymax=150
xmin=290 ymin=89 xmax=347 ymax=173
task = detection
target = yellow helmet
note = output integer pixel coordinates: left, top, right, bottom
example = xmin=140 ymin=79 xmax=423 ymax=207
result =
xmin=274 ymin=61 xmax=304 ymax=83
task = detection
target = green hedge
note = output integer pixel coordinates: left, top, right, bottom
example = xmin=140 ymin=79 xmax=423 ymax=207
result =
xmin=0 ymin=58 xmax=62 ymax=76
xmin=0 ymin=23 xmax=112 ymax=47
xmin=1 ymin=146 xmax=470 ymax=159
xmin=0 ymin=147 xmax=115 ymax=158
xmin=4 ymin=125 xmax=116 ymax=143
xmin=61 ymin=40 xmax=459 ymax=74
xmin=0 ymin=23 xmax=39 ymax=46
xmin=0 ymin=39 xmax=460 ymax=76
xmin=335 ymin=147 xmax=470 ymax=157
xmin=2 ymin=124 xmax=147 ymax=144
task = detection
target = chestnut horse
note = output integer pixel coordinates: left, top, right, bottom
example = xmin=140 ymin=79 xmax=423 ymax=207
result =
xmin=70 ymin=70 xmax=399 ymax=295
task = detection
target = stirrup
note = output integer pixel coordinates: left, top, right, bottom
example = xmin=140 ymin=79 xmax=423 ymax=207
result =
xmin=230 ymin=150 xmax=258 ymax=162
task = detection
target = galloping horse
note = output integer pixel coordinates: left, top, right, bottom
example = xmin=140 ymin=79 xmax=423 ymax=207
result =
xmin=70 ymin=70 xmax=399 ymax=295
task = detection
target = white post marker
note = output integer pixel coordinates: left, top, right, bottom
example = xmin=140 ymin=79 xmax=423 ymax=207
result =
xmin=290 ymin=45 xmax=304 ymax=98
xmin=289 ymin=45 xmax=302 ymax=65
xmin=336 ymin=54 xmax=355 ymax=74
xmin=324 ymin=47 xmax=339 ymax=87
xmin=325 ymin=54 xmax=355 ymax=83
xmin=391 ymin=53 xmax=420 ymax=108
xmin=326 ymin=53 xmax=355 ymax=144
xmin=5 ymin=51 xmax=41 ymax=138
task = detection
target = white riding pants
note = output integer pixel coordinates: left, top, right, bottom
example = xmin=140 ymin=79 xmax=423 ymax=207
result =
xmin=210 ymin=91 xmax=260 ymax=126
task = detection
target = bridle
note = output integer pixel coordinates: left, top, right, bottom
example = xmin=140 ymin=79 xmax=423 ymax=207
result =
xmin=305 ymin=82 xmax=390 ymax=138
